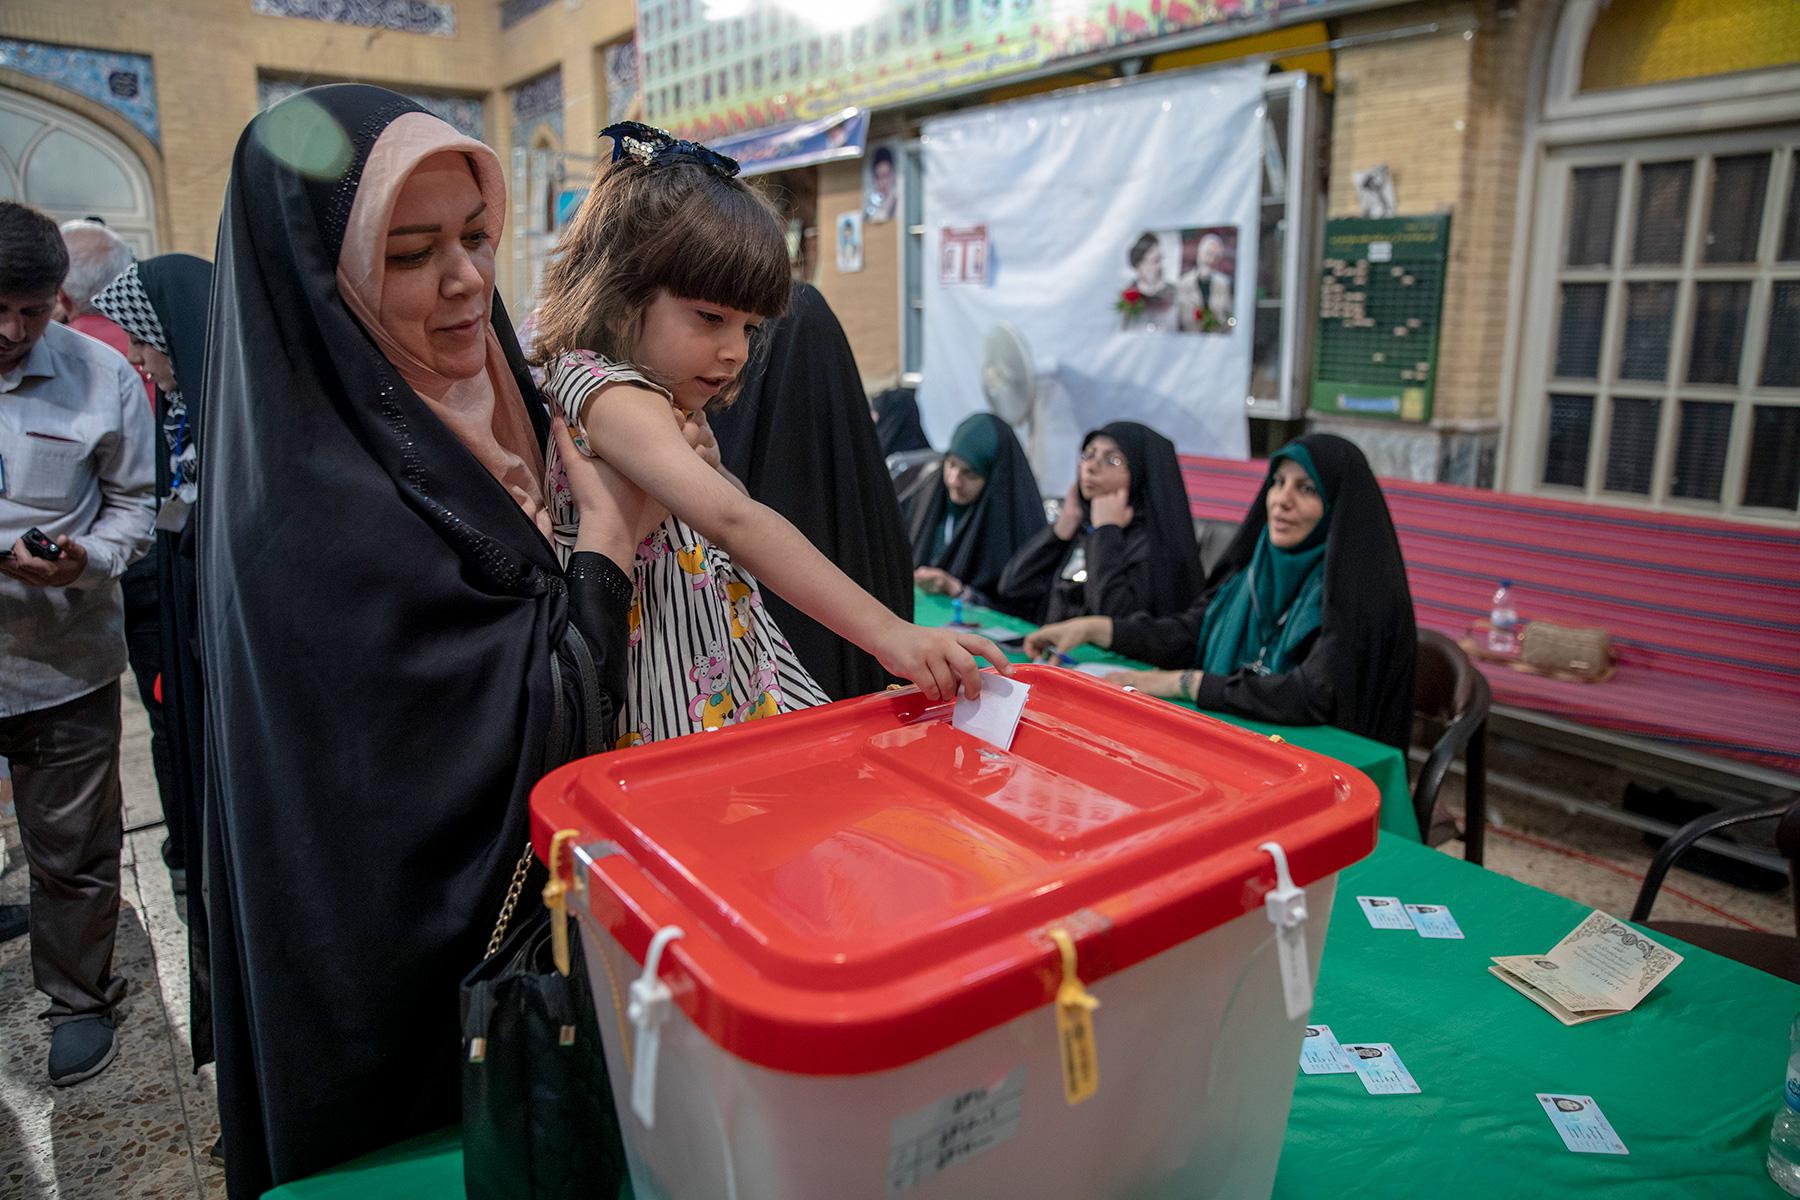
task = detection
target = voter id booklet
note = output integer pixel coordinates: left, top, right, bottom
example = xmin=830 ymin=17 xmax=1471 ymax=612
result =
xmin=1405 ymin=903 xmax=1464 ymax=939
xmin=1537 ymin=1094 xmax=1628 ymax=1155
xmin=1357 ymin=896 xmax=1414 ymax=930
xmin=1299 ymin=1024 xmax=1356 ymax=1075
xmin=1341 ymin=1043 xmax=1420 ymax=1095
xmin=1491 ymin=911 xmax=1683 ymax=1025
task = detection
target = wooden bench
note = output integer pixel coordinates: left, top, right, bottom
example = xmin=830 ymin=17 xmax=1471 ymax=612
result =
xmin=1179 ymin=455 xmax=1800 ymax=862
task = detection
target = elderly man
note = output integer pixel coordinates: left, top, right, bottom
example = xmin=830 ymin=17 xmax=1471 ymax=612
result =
xmin=0 ymin=200 xmax=155 ymax=1085
xmin=1176 ymin=232 xmax=1235 ymax=331
xmin=58 ymin=219 xmax=150 ymax=403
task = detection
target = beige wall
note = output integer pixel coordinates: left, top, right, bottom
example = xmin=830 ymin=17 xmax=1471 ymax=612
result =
xmin=1 ymin=0 xmax=503 ymax=259
xmin=496 ymin=0 xmax=636 ymax=152
xmin=813 ymin=156 xmax=903 ymax=392
xmin=1330 ymin=0 xmax=1557 ymax=428
xmin=0 ymin=0 xmax=636 ymax=292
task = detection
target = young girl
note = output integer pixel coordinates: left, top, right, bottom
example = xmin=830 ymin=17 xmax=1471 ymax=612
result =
xmin=534 ymin=123 xmax=1006 ymax=743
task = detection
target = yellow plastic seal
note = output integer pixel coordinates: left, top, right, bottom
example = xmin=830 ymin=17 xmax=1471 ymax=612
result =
xmin=1048 ymin=928 xmax=1100 ymax=1105
xmin=543 ymin=828 xmax=580 ymax=976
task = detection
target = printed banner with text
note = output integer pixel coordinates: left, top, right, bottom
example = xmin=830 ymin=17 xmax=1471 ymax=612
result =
xmin=919 ymin=62 xmax=1262 ymax=493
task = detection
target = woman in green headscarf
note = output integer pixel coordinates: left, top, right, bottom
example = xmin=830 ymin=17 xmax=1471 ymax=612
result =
xmin=1024 ymin=434 xmax=1417 ymax=748
xmin=904 ymin=413 xmax=1046 ymax=613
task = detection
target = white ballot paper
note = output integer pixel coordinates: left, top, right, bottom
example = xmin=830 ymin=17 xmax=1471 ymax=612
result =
xmin=1490 ymin=911 xmax=1683 ymax=1026
xmin=952 ymin=673 xmax=1031 ymax=752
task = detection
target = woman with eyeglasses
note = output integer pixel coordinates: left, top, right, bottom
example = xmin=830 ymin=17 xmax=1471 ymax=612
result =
xmin=995 ymin=422 xmax=1202 ymax=625
xmin=906 ymin=413 xmax=1046 ymax=613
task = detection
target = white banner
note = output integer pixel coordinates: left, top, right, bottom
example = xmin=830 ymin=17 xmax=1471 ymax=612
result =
xmin=920 ymin=62 xmax=1264 ymax=493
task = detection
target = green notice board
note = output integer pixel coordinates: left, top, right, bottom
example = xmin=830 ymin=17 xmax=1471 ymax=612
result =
xmin=1310 ymin=214 xmax=1451 ymax=423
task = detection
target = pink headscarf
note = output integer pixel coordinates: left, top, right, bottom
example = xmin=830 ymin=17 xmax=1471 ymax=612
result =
xmin=336 ymin=112 xmax=551 ymax=539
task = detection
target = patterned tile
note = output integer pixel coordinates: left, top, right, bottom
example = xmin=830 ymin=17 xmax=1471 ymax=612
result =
xmin=250 ymin=0 xmax=457 ymax=38
xmin=0 ymin=38 xmax=159 ymax=143
xmin=257 ymin=76 xmax=485 ymax=142
xmin=604 ymin=41 xmax=641 ymax=123
xmin=499 ymin=0 xmax=555 ymax=29
xmin=510 ymin=67 xmax=564 ymax=149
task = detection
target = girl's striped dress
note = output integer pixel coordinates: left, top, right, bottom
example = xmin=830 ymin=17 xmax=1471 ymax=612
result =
xmin=542 ymin=350 xmax=830 ymax=745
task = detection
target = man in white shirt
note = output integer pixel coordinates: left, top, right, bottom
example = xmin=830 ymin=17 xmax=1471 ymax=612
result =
xmin=0 ymin=200 xmax=155 ymax=1086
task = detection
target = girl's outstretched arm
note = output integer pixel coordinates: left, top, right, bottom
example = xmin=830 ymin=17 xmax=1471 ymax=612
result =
xmin=584 ymin=385 xmax=1012 ymax=700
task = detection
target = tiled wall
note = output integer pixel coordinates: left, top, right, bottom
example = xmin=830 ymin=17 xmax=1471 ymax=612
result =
xmin=0 ymin=37 xmax=158 ymax=142
xmin=257 ymin=74 xmax=485 ymax=141
xmin=251 ymin=0 xmax=457 ymax=38
xmin=510 ymin=64 xmax=563 ymax=147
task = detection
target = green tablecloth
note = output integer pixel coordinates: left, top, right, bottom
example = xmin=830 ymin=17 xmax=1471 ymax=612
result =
xmin=1277 ymin=833 xmax=1799 ymax=1197
xmin=268 ymin=835 xmax=1800 ymax=1198
xmin=911 ymin=589 xmax=1419 ymax=840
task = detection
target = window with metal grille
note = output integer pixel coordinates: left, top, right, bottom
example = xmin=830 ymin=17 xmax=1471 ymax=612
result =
xmin=1525 ymin=134 xmax=1800 ymax=521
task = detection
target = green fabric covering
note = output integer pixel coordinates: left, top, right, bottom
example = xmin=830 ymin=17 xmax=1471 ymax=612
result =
xmin=1196 ymin=444 xmax=1329 ymax=676
xmin=947 ymin=413 xmax=1000 ymax=477
xmin=268 ymin=835 xmax=1800 ymax=1200
xmin=1277 ymin=834 xmax=1800 ymax=1198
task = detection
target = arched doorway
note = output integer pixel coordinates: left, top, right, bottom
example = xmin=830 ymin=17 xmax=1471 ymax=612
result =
xmin=0 ymin=85 xmax=158 ymax=256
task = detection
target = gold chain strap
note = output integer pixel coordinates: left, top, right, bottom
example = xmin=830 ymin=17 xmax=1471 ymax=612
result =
xmin=485 ymin=840 xmax=537 ymax=960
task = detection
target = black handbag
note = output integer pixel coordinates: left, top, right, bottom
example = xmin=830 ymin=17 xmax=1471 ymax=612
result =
xmin=459 ymin=624 xmax=634 ymax=1199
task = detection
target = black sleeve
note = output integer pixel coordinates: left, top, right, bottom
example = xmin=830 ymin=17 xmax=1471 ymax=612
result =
xmin=1108 ymin=587 xmax=1215 ymax=668
xmin=1191 ymin=627 xmax=1335 ymax=727
xmin=1082 ymin=524 xmax=1150 ymax=623
xmin=562 ymin=551 xmax=634 ymax=740
xmin=994 ymin=525 xmax=1070 ymax=623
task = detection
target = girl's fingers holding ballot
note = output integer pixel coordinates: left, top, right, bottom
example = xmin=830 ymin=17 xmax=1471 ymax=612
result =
xmin=879 ymin=626 xmax=1014 ymax=701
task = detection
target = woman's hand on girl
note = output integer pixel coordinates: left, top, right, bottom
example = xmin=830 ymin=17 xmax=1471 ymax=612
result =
xmin=1089 ymin=489 xmax=1133 ymax=529
xmin=1023 ymin=615 xmax=1112 ymax=661
xmin=913 ymin=566 xmax=964 ymax=597
xmin=875 ymin=622 xmax=1012 ymax=702
xmin=556 ymin=422 xmax=667 ymax=564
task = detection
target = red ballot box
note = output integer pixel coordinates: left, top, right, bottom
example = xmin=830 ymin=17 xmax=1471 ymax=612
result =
xmin=532 ymin=665 xmax=1379 ymax=1200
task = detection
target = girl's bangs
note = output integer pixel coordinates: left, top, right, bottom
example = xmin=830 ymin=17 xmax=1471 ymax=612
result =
xmin=660 ymin=185 xmax=791 ymax=318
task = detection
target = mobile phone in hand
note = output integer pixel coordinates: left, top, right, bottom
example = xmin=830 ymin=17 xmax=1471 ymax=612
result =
xmin=22 ymin=528 xmax=63 ymax=560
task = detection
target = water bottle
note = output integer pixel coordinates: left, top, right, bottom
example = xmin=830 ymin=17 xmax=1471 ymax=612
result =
xmin=1769 ymin=1015 xmax=1800 ymax=1195
xmin=1485 ymin=580 xmax=1519 ymax=654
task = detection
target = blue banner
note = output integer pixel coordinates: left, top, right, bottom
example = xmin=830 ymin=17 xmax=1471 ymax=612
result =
xmin=710 ymin=108 xmax=868 ymax=178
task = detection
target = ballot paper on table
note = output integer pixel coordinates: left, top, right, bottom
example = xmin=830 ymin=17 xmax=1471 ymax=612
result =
xmin=952 ymin=673 xmax=1031 ymax=752
xmin=1489 ymin=910 xmax=1683 ymax=1026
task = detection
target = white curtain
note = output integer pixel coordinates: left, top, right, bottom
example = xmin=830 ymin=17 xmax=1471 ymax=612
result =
xmin=920 ymin=61 xmax=1265 ymax=493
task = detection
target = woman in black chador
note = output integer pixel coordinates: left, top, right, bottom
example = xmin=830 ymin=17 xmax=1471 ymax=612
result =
xmin=198 ymin=85 xmax=648 ymax=1195
xmin=995 ymin=421 xmax=1202 ymax=626
xmin=92 ymin=254 xmax=216 ymax=1070
xmin=712 ymin=282 xmax=915 ymax=699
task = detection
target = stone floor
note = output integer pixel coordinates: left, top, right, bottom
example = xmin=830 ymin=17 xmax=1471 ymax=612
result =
xmin=0 ymin=683 xmax=1790 ymax=1198
xmin=1 ymin=685 xmax=226 ymax=1200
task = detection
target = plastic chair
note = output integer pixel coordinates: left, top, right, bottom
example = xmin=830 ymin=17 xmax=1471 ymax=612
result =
xmin=886 ymin=449 xmax=941 ymax=500
xmin=1191 ymin=517 xmax=1240 ymax=577
xmin=1628 ymin=797 xmax=1800 ymax=983
xmin=1412 ymin=629 xmax=1491 ymax=864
